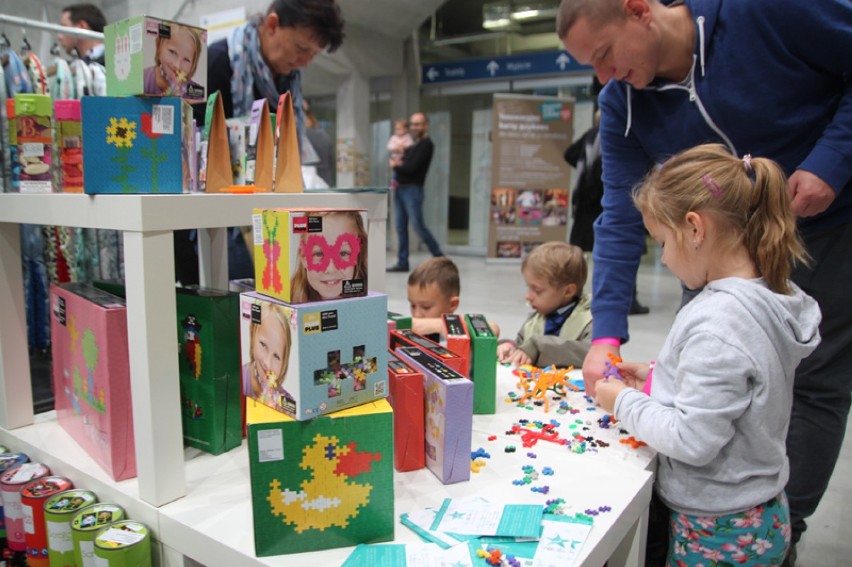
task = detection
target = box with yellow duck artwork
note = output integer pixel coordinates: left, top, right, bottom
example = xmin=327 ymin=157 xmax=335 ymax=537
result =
xmin=246 ymin=398 xmax=394 ymax=556
xmin=239 ymin=291 xmax=388 ymax=421
xmin=81 ymin=96 xmax=194 ymax=194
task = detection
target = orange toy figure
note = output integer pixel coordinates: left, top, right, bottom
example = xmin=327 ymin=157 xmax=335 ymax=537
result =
xmin=515 ymin=365 xmax=577 ymax=412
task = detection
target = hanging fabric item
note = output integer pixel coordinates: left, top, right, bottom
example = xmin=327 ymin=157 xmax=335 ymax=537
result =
xmin=3 ymin=49 xmax=33 ymax=96
xmin=98 ymin=229 xmax=122 ymax=280
xmin=70 ymin=58 xmax=92 ymax=98
xmin=88 ymin=62 xmax=107 ymax=96
xmin=50 ymin=57 xmax=75 ymax=100
xmin=21 ymin=225 xmax=50 ymax=350
xmin=25 ymin=52 xmax=49 ymax=96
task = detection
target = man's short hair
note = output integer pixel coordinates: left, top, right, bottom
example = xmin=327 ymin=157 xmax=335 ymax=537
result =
xmin=408 ymin=257 xmax=460 ymax=299
xmin=63 ymin=3 xmax=107 ymax=33
xmin=556 ymin=0 xmax=627 ymax=40
xmin=268 ymin=0 xmax=345 ymax=52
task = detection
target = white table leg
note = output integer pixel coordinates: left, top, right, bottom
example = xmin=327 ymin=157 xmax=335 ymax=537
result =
xmin=0 ymin=223 xmax=34 ymax=429
xmin=123 ymin=230 xmax=186 ymax=506
xmin=607 ymin=505 xmax=649 ymax=567
xmin=197 ymin=227 xmax=229 ymax=290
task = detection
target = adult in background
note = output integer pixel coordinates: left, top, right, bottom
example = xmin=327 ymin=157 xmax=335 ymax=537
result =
xmin=178 ymin=0 xmax=344 ymax=286
xmin=556 ymin=0 xmax=851 ymax=564
xmin=387 ymin=112 xmax=444 ymax=273
xmin=58 ymin=3 xmax=106 ymax=64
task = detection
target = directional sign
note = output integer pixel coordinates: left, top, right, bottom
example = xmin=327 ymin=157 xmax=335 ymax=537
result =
xmin=422 ymin=50 xmax=591 ymax=85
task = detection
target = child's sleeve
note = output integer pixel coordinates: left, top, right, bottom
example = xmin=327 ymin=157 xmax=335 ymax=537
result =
xmin=517 ymin=320 xmax=592 ymax=368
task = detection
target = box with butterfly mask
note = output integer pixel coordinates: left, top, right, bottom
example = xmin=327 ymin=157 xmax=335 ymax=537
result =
xmin=252 ymin=208 xmax=368 ymax=304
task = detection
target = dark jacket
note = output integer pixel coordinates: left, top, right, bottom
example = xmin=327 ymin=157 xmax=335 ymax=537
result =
xmin=394 ymin=137 xmax=434 ymax=186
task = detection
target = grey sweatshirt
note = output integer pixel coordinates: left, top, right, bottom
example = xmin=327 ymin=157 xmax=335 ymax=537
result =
xmin=614 ymin=278 xmax=821 ymax=516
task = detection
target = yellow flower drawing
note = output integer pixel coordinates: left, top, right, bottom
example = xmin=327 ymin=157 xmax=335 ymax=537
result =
xmin=105 ymin=117 xmax=137 ymax=149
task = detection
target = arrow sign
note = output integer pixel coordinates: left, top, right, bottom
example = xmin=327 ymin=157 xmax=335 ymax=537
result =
xmin=426 ymin=67 xmax=440 ymax=82
xmin=486 ymin=60 xmax=500 ymax=76
xmin=555 ymin=53 xmax=572 ymax=70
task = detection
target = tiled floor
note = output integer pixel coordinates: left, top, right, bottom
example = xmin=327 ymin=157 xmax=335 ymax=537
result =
xmin=385 ymin=247 xmax=852 ymax=566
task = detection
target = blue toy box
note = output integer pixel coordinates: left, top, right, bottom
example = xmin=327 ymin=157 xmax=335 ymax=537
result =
xmin=239 ymin=291 xmax=388 ymax=421
xmin=82 ymin=96 xmax=193 ymax=194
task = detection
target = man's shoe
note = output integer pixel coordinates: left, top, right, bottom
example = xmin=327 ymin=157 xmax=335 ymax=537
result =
xmin=386 ymin=264 xmax=409 ymax=273
xmin=629 ymin=301 xmax=650 ymax=315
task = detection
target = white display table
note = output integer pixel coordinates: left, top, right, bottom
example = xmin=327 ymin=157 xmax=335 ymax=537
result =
xmin=0 ymin=191 xmax=388 ymax=509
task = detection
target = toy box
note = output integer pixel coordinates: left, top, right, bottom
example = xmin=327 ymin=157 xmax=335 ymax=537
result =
xmin=394 ymin=346 xmax=472 ymax=484
xmin=104 ymin=16 xmax=207 ymax=103
xmin=246 ymin=398 xmax=394 ymax=556
xmin=252 ymin=208 xmax=368 ymax=304
xmin=466 ymin=314 xmax=498 ymax=415
xmin=389 ymin=329 xmax=467 ymax=376
xmin=443 ymin=314 xmax=470 ymax=373
xmin=240 ymin=291 xmax=388 ymax=420
xmin=50 ymin=284 xmax=135 ymax=481
xmin=82 ymin=96 xmax=193 ymax=194
xmin=387 ymin=350 xmax=425 ymax=472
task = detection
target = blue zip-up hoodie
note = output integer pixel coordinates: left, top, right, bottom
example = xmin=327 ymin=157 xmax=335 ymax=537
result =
xmin=593 ymin=0 xmax=852 ymax=343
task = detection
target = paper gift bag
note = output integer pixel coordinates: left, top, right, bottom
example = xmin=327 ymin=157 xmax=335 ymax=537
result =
xmin=273 ymin=92 xmax=303 ymax=193
xmin=245 ymin=99 xmax=274 ymax=191
xmin=203 ymin=91 xmax=233 ymax=193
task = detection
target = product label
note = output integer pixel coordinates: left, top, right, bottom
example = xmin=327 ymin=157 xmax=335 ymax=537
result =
xmin=46 ymin=520 xmax=73 ymax=553
xmin=257 ymin=429 xmax=284 ymax=462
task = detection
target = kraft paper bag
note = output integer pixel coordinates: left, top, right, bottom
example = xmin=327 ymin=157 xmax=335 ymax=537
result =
xmin=246 ymin=99 xmax=274 ymax=191
xmin=272 ymin=92 xmax=303 ymax=193
xmin=204 ymin=91 xmax=234 ymax=193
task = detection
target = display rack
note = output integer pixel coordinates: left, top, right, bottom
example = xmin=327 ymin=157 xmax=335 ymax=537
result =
xmin=0 ymin=191 xmax=388 ymax=508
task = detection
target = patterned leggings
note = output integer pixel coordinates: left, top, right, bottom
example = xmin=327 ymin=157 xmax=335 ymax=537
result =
xmin=667 ymin=494 xmax=790 ymax=566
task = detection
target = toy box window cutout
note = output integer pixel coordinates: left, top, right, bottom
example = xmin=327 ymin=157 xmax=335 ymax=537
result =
xmin=313 ymin=345 xmax=377 ymax=398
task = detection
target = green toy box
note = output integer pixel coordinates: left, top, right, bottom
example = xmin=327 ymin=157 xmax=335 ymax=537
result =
xmin=466 ymin=313 xmax=498 ymax=414
xmin=104 ymin=16 xmax=207 ymax=103
xmin=247 ymin=398 xmax=394 ymax=556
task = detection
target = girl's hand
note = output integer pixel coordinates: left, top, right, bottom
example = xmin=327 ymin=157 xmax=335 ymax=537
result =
xmin=595 ymin=378 xmax=628 ymax=414
xmin=616 ymin=361 xmax=650 ymax=391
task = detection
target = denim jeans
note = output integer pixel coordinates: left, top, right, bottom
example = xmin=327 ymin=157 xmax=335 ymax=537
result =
xmin=394 ymin=184 xmax=443 ymax=267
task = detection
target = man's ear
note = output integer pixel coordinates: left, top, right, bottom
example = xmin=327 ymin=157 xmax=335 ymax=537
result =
xmin=264 ymin=12 xmax=280 ymax=33
xmin=449 ymin=295 xmax=460 ymax=313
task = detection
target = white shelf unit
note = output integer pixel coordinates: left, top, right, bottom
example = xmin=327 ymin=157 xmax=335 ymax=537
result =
xmin=0 ymin=191 xmax=388 ymax=509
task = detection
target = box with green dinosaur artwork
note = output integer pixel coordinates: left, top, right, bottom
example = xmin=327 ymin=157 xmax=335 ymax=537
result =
xmin=81 ymin=96 xmax=193 ymax=194
xmin=49 ymin=283 xmax=136 ymax=481
xmin=246 ymin=397 xmax=394 ymax=556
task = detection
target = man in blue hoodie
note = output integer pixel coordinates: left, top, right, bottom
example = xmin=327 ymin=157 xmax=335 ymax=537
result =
xmin=557 ymin=0 xmax=851 ymax=562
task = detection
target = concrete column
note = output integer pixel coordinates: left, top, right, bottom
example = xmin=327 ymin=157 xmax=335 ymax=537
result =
xmin=335 ymin=72 xmax=371 ymax=188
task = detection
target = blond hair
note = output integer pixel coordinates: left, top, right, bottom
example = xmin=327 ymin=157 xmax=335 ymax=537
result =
xmin=408 ymin=257 xmax=460 ymax=299
xmin=634 ymin=144 xmax=808 ymax=294
xmin=556 ymin=0 xmax=628 ymax=40
xmin=154 ymin=24 xmax=202 ymax=79
xmin=522 ymin=242 xmax=588 ymax=293
xmin=249 ymin=301 xmax=291 ymax=385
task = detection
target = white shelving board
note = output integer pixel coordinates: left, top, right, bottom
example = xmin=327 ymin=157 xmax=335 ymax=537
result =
xmin=0 ymin=191 xmax=388 ymax=510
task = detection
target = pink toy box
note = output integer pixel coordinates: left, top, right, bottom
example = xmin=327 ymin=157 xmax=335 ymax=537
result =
xmin=50 ymin=283 xmax=136 ymax=481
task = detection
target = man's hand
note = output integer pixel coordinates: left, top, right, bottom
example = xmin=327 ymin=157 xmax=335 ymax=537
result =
xmin=789 ymin=170 xmax=835 ymax=217
xmin=595 ymin=379 xmax=627 ymax=414
xmin=582 ymin=343 xmax=621 ymax=396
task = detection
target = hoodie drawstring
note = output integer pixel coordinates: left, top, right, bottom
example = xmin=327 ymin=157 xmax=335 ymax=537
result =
xmin=623 ymin=84 xmax=633 ymax=137
xmin=697 ymin=16 xmax=706 ymax=77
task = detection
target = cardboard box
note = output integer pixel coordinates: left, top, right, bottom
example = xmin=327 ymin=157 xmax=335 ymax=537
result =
xmin=389 ymin=329 xmax=466 ymax=376
xmin=252 ymin=208 xmax=368 ymax=304
xmin=247 ymin=398 xmax=394 ymax=556
xmin=240 ymin=291 xmax=388 ymax=420
xmin=175 ymin=287 xmax=242 ymax=454
xmin=443 ymin=314 xmax=470 ymax=373
xmin=465 ymin=314 xmax=498 ymax=415
xmin=387 ymin=350 xmax=425 ymax=472
xmin=394 ymin=346 xmax=472 ymax=484
xmin=226 ymin=117 xmax=250 ymax=185
xmin=82 ymin=96 xmax=193 ymax=194
xmin=104 ymin=16 xmax=207 ymax=103
xmin=387 ymin=311 xmax=412 ymax=331
xmin=50 ymin=283 xmax=136 ymax=481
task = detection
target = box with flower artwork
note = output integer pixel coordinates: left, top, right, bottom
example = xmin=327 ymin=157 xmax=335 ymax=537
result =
xmin=246 ymin=397 xmax=394 ymax=556
xmin=252 ymin=208 xmax=368 ymax=304
xmin=81 ymin=96 xmax=193 ymax=194
xmin=240 ymin=291 xmax=388 ymax=421
xmin=104 ymin=16 xmax=207 ymax=103
xmin=49 ymin=283 xmax=136 ymax=481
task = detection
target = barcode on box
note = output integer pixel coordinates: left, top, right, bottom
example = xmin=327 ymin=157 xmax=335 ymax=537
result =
xmin=129 ymin=23 xmax=143 ymax=53
xmin=374 ymin=380 xmax=387 ymax=397
xmin=152 ymin=105 xmax=174 ymax=135
xmin=252 ymin=214 xmax=263 ymax=245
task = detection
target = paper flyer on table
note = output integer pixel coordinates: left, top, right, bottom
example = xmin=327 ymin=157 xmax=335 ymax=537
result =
xmin=342 ymin=542 xmax=474 ymax=567
xmin=401 ymin=509 xmax=470 ymax=548
xmin=531 ymin=514 xmax=593 ymax=567
xmin=430 ymin=498 xmax=543 ymax=538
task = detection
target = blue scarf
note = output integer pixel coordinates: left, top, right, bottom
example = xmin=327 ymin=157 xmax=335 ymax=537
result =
xmin=227 ymin=16 xmax=305 ymax=144
xmin=544 ymin=301 xmax=578 ymax=336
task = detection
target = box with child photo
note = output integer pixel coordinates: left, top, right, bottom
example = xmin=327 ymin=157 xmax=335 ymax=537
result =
xmin=105 ymin=16 xmax=207 ymax=103
xmin=240 ymin=291 xmax=388 ymax=421
xmin=252 ymin=208 xmax=368 ymax=304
